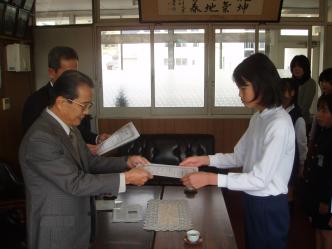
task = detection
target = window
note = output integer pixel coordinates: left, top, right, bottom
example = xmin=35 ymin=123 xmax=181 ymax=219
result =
xmin=100 ymin=0 xmax=139 ymax=20
xmin=101 ymin=30 xmax=151 ymax=107
xmin=36 ymin=0 xmax=92 ymax=26
xmin=98 ymin=25 xmax=320 ymax=117
xmin=281 ymin=0 xmax=319 ymax=18
xmin=258 ymin=27 xmax=320 ymax=83
xmin=328 ymin=0 xmax=332 ymax=22
xmin=154 ymin=29 xmax=205 ymax=107
xmin=214 ymin=29 xmax=255 ymax=107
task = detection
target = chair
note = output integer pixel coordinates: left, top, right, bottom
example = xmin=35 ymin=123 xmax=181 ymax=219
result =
xmin=0 ymin=161 xmax=26 ymax=249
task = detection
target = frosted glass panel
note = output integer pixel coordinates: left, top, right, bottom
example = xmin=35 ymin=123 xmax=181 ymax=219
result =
xmin=214 ymin=29 xmax=255 ymax=107
xmin=101 ymin=30 xmax=151 ymax=107
xmin=154 ymin=29 xmax=205 ymax=107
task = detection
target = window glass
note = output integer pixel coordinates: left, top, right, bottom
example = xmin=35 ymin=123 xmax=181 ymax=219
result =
xmin=36 ymin=0 xmax=92 ymax=26
xmin=154 ymin=29 xmax=205 ymax=107
xmin=214 ymin=29 xmax=255 ymax=107
xmin=101 ymin=30 xmax=151 ymax=107
xmin=328 ymin=0 xmax=332 ymax=22
xmin=100 ymin=0 xmax=139 ymax=20
xmin=281 ymin=0 xmax=319 ymax=18
xmin=259 ymin=28 xmax=309 ymax=78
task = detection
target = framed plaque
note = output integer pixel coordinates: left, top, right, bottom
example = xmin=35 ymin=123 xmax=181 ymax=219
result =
xmin=139 ymin=0 xmax=283 ymax=23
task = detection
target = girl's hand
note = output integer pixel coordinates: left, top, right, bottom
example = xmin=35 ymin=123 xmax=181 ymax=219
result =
xmin=318 ymin=202 xmax=329 ymax=214
xmin=181 ymin=172 xmax=217 ymax=189
xmin=180 ymin=156 xmax=209 ymax=167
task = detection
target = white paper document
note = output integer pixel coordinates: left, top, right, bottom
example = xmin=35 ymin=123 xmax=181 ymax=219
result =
xmin=112 ymin=204 xmax=143 ymax=223
xmin=97 ymin=122 xmax=140 ymax=155
xmin=144 ymin=163 xmax=198 ymax=178
xmin=95 ymin=200 xmax=122 ymax=211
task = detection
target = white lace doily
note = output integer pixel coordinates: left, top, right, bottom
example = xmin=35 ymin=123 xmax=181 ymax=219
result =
xmin=143 ymin=199 xmax=193 ymax=231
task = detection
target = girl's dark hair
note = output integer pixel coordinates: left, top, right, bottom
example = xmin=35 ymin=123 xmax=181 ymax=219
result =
xmin=233 ymin=53 xmax=282 ymax=108
xmin=290 ymin=55 xmax=311 ymax=82
xmin=318 ymin=68 xmax=332 ymax=84
xmin=317 ymin=93 xmax=332 ymax=114
xmin=49 ymin=70 xmax=94 ymax=106
xmin=280 ymin=78 xmax=299 ymax=105
xmin=48 ymin=46 xmax=79 ymax=70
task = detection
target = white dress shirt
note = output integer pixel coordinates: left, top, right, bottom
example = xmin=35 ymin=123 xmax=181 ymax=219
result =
xmin=209 ymin=107 xmax=295 ymax=196
xmin=46 ymin=108 xmax=126 ymax=193
xmin=285 ymin=105 xmax=308 ymax=165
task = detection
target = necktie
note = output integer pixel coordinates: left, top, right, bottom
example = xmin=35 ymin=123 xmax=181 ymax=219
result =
xmin=69 ymin=128 xmax=80 ymax=160
xmin=69 ymin=128 xmax=96 ymax=242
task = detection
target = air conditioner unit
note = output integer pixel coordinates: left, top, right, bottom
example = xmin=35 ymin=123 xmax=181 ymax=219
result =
xmin=6 ymin=43 xmax=31 ymax=72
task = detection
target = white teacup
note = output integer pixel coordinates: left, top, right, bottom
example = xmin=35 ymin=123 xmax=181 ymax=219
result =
xmin=186 ymin=229 xmax=200 ymax=243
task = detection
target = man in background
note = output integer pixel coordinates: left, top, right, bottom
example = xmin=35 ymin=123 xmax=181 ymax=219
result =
xmin=22 ymin=46 xmax=106 ymax=154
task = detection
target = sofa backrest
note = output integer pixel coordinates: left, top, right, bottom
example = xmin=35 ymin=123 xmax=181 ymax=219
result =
xmin=117 ymin=134 xmax=215 ymax=185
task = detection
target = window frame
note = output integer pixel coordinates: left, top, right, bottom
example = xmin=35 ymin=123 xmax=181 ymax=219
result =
xmin=95 ymin=21 xmax=319 ymax=118
xmin=96 ymin=23 xmax=210 ymax=118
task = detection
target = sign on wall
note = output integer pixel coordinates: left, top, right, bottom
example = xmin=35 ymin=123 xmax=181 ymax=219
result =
xmin=139 ymin=0 xmax=283 ymax=23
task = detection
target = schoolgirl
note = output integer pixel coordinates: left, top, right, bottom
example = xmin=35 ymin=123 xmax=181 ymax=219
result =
xmin=280 ymin=78 xmax=307 ymax=211
xmin=305 ymin=94 xmax=332 ymax=249
xmin=181 ymin=53 xmax=295 ymax=249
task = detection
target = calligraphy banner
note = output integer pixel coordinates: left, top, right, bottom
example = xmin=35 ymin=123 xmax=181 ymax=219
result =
xmin=139 ymin=0 xmax=283 ymax=23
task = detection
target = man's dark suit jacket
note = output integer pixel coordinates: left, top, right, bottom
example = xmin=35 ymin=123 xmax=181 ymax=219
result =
xmin=22 ymin=82 xmax=98 ymax=144
xmin=19 ymin=110 xmax=127 ymax=249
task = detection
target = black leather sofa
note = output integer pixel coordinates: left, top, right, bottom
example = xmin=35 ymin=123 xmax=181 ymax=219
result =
xmin=117 ymin=134 xmax=222 ymax=185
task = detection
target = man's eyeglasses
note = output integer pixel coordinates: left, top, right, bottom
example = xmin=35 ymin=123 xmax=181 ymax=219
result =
xmin=66 ymin=99 xmax=94 ymax=111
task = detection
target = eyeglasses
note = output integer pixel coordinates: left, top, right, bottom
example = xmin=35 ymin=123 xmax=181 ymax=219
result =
xmin=66 ymin=99 xmax=94 ymax=111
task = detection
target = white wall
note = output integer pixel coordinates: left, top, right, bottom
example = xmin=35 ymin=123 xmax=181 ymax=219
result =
xmin=33 ymin=25 xmax=97 ymax=131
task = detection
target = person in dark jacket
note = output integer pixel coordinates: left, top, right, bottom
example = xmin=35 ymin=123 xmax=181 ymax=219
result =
xmin=305 ymin=94 xmax=332 ymax=249
xmin=22 ymin=46 xmax=109 ymax=154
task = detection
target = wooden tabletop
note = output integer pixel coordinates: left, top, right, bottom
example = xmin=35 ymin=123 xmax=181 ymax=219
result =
xmin=92 ymin=186 xmax=162 ymax=249
xmin=153 ymin=186 xmax=237 ymax=249
xmin=92 ymin=186 xmax=237 ymax=249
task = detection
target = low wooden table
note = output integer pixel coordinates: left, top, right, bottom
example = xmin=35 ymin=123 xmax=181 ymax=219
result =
xmin=92 ymin=186 xmax=237 ymax=249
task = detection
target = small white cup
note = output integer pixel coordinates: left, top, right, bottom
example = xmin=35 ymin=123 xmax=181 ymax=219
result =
xmin=186 ymin=229 xmax=200 ymax=243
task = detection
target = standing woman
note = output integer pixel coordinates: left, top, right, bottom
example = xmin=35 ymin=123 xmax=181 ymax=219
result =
xmin=290 ymin=55 xmax=317 ymax=126
xmin=181 ymin=53 xmax=295 ymax=249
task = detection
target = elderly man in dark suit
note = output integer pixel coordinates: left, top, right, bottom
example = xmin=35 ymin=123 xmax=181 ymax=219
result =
xmin=19 ymin=70 xmax=152 ymax=249
xmin=22 ymin=46 xmax=107 ymax=154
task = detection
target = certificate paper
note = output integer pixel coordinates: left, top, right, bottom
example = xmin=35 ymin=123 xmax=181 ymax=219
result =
xmin=97 ymin=122 xmax=140 ymax=155
xmin=144 ymin=163 xmax=198 ymax=178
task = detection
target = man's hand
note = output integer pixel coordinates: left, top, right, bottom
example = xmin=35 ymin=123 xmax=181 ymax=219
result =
xmin=124 ymin=167 xmax=152 ymax=186
xmin=328 ymin=217 xmax=332 ymax=228
xmin=97 ymin=133 xmax=110 ymax=144
xmin=87 ymin=144 xmax=98 ymax=155
xmin=180 ymin=156 xmax=209 ymax=167
xmin=181 ymin=172 xmax=217 ymax=189
xmin=127 ymin=155 xmax=149 ymax=168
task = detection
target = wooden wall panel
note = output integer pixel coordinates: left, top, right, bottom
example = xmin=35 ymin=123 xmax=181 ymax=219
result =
xmin=99 ymin=118 xmax=250 ymax=153
xmin=0 ymin=39 xmax=34 ymax=176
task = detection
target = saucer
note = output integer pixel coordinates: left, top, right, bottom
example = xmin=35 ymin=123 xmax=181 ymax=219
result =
xmin=184 ymin=236 xmax=203 ymax=245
